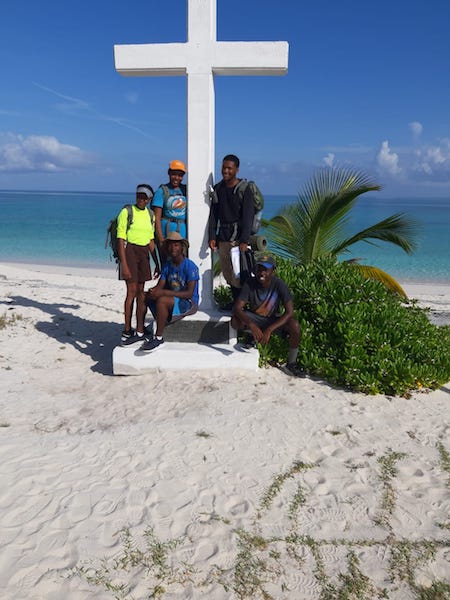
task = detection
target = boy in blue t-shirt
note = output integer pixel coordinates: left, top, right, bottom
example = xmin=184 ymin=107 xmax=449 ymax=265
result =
xmin=141 ymin=231 xmax=199 ymax=352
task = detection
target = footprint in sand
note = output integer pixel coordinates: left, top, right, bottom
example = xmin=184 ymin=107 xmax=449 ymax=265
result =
xmin=65 ymin=492 xmax=92 ymax=523
xmin=2 ymin=495 xmax=53 ymax=528
xmin=224 ymin=496 xmax=250 ymax=516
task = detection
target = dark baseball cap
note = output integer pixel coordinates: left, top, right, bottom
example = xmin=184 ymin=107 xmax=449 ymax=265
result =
xmin=256 ymin=254 xmax=276 ymax=269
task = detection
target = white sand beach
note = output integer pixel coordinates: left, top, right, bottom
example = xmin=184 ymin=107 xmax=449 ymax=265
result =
xmin=0 ymin=262 xmax=449 ymax=599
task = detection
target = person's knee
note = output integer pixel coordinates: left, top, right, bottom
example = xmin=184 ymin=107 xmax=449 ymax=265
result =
xmin=155 ymin=296 xmax=174 ymax=312
xmin=126 ymin=282 xmax=138 ymax=299
xmin=287 ymin=318 xmax=301 ymax=342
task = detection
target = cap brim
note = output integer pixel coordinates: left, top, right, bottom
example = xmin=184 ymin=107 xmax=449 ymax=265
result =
xmin=257 ymin=261 xmax=275 ymax=269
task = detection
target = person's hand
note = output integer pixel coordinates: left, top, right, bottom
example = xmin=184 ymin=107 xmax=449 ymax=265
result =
xmin=209 ymin=240 xmax=217 ymax=251
xmin=248 ymin=321 xmax=264 ymax=343
xmin=122 ymin=266 xmax=131 ymax=281
xmin=148 ymin=287 xmax=163 ymax=299
xmin=260 ymin=329 xmax=273 ymax=345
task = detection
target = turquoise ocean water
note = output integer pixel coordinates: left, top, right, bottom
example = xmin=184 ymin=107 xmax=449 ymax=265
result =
xmin=0 ymin=190 xmax=449 ymax=284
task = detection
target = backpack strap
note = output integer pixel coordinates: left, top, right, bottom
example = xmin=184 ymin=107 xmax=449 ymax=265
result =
xmin=159 ymin=183 xmax=187 ymax=203
xmin=125 ymin=204 xmax=133 ymax=231
xmin=234 ymin=178 xmax=248 ymax=199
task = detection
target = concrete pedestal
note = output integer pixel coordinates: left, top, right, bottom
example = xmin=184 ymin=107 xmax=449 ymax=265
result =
xmin=112 ymin=310 xmax=260 ymax=375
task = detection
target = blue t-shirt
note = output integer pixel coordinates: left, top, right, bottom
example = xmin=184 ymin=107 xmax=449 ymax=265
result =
xmin=152 ymin=185 xmax=187 ymax=220
xmin=161 ymin=257 xmax=199 ymax=305
xmin=152 ymin=184 xmax=187 ymax=238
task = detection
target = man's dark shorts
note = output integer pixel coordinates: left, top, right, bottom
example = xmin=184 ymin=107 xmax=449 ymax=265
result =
xmin=244 ymin=311 xmax=280 ymax=330
xmin=242 ymin=311 xmax=290 ymax=338
xmin=119 ymin=243 xmax=151 ymax=283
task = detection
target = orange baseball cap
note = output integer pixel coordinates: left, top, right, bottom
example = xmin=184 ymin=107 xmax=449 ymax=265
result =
xmin=169 ymin=160 xmax=186 ymax=173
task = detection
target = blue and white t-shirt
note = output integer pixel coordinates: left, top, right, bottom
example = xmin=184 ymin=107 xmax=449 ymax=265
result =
xmin=152 ymin=184 xmax=187 ymax=238
xmin=160 ymin=257 xmax=199 ymax=306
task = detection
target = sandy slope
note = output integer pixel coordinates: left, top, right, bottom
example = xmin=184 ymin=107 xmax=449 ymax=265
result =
xmin=0 ymin=263 xmax=449 ymax=599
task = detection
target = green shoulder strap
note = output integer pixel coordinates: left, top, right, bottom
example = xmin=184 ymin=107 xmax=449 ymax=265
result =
xmin=125 ymin=204 xmax=133 ymax=231
xmin=160 ymin=183 xmax=187 ymax=202
xmin=234 ymin=178 xmax=248 ymax=199
xmin=126 ymin=204 xmax=154 ymax=229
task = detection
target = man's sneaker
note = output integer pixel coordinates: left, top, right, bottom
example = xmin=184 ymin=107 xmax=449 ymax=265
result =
xmin=121 ymin=332 xmax=145 ymax=346
xmin=120 ymin=328 xmax=135 ymax=343
xmin=140 ymin=337 xmax=164 ymax=353
xmin=282 ymin=363 xmax=307 ymax=378
xmin=240 ymin=332 xmax=256 ymax=349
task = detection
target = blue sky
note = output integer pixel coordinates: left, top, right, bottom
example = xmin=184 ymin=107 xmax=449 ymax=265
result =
xmin=1 ymin=0 xmax=450 ymax=196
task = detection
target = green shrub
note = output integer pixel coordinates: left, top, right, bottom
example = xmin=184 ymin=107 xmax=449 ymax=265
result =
xmin=266 ymin=257 xmax=450 ymax=395
xmin=213 ymin=284 xmax=233 ymax=309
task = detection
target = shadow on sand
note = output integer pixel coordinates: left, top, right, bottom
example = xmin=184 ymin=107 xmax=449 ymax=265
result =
xmin=4 ymin=295 xmax=120 ymax=375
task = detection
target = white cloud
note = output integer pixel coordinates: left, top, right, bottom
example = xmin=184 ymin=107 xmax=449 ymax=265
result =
xmin=323 ymin=152 xmax=335 ymax=167
xmin=411 ymin=138 xmax=450 ymax=178
xmin=409 ymin=121 xmax=423 ymax=137
xmin=377 ymin=140 xmax=401 ymax=175
xmin=0 ymin=133 xmax=94 ymax=173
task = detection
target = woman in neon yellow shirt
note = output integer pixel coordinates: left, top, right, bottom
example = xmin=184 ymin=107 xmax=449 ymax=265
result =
xmin=117 ymin=184 xmax=159 ymax=345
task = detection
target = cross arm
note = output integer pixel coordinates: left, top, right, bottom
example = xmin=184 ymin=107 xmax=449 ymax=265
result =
xmin=114 ymin=43 xmax=188 ymax=76
xmin=212 ymin=42 xmax=288 ymax=76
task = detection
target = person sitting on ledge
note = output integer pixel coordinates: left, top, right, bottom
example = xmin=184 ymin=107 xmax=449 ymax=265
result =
xmin=231 ymin=254 xmax=303 ymax=375
xmin=141 ymin=231 xmax=199 ymax=352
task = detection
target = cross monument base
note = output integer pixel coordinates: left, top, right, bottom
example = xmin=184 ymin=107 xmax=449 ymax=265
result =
xmin=112 ymin=310 xmax=260 ymax=375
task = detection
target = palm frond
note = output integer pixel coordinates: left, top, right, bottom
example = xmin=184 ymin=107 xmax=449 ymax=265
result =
xmin=352 ymin=264 xmax=408 ymax=298
xmin=332 ymin=213 xmax=420 ymax=255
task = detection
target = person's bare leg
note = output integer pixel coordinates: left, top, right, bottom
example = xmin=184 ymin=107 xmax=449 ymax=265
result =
xmin=124 ymin=282 xmax=137 ymax=331
xmin=155 ymin=296 xmax=174 ymax=337
xmin=135 ymin=283 xmax=146 ymax=334
xmin=286 ymin=317 xmax=301 ymax=348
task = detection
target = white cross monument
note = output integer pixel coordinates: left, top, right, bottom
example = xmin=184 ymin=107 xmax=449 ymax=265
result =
xmin=114 ymin=0 xmax=288 ymax=312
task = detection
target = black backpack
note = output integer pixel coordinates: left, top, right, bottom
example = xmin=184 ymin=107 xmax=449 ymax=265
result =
xmin=211 ymin=179 xmax=264 ymax=234
xmin=105 ymin=204 xmax=155 ymax=263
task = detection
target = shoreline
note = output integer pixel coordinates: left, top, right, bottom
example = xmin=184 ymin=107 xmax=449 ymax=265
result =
xmin=1 ymin=258 xmax=450 ymax=288
xmin=1 ymin=261 xmax=450 ymax=326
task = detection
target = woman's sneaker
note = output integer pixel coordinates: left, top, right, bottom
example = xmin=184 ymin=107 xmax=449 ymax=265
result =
xmin=140 ymin=337 xmax=164 ymax=352
xmin=121 ymin=332 xmax=145 ymax=346
xmin=120 ymin=328 xmax=135 ymax=343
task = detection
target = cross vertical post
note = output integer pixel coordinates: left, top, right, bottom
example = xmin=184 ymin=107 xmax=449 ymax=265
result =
xmin=114 ymin=0 xmax=288 ymax=311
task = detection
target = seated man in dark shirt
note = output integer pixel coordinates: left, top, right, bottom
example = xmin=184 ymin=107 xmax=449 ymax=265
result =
xmin=231 ymin=254 xmax=302 ymax=374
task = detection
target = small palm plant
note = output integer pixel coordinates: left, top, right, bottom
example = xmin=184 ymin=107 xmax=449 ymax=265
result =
xmin=263 ymin=167 xmax=420 ymax=296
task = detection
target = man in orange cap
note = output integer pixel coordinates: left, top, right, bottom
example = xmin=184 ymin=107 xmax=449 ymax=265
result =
xmin=152 ymin=160 xmax=188 ymax=259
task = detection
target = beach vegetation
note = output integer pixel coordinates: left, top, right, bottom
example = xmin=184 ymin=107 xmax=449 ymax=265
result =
xmin=260 ymin=257 xmax=450 ymax=395
xmin=0 ymin=311 xmax=23 ymax=329
xmin=263 ymin=167 xmax=419 ymax=296
xmin=195 ymin=430 xmax=213 ymax=438
xmin=71 ymin=526 xmax=197 ymax=599
xmin=213 ymin=283 xmax=233 ymax=308
xmin=375 ymin=450 xmax=407 ymax=528
xmin=436 ymin=442 xmax=450 ymax=480
xmin=71 ymin=450 xmax=449 ymax=599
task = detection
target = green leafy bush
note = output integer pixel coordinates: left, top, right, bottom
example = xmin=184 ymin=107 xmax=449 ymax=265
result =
xmin=213 ymin=284 xmax=233 ymax=309
xmin=266 ymin=257 xmax=450 ymax=395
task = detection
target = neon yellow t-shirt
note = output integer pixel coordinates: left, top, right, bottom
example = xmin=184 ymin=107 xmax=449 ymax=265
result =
xmin=117 ymin=205 xmax=154 ymax=246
